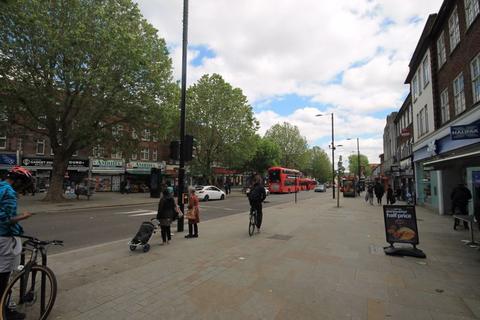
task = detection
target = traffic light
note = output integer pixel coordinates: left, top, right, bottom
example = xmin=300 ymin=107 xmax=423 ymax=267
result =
xmin=169 ymin=140 xmax=180 ymax=160
xmin=184 ymin=135 xmax=195 ymax=162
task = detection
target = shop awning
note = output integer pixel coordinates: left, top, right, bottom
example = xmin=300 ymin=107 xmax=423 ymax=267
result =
xmin=423 ymin=150 xmax=480 ymax=166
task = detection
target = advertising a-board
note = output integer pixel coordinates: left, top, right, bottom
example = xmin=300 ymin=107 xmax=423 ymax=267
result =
xmin=383 ymin=205 xmax=419 ymax=245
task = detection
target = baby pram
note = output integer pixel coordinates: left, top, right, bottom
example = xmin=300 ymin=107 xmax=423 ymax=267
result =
xmin=129 ymin=219 xmax=159 ymax=252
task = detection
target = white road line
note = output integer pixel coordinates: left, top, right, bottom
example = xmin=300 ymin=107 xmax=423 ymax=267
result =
xmin=130 ymin=211 xmax=157 ymax=217
xmin=200 ymin=206 xmax=234 ymax=211
xmin=115 ymin=209 xmax=150 ymax=215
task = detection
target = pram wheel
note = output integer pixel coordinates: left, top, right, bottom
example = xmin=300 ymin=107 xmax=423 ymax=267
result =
xmin=143 ymin=244 xmax=151 ymax=252
xmin=129 ymin=245 xmax=137 ymax=251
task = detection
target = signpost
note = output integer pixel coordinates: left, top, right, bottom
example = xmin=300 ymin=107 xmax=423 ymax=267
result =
xmin=383 ymin=205 xmax=426 ymax=258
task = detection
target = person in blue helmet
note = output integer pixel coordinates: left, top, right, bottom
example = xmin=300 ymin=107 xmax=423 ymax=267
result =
xmin=0 ymin=166 xmax=34 ymax=320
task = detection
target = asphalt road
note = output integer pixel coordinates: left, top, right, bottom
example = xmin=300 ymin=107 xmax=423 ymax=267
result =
xmin=21 ymin=190 xmax=325 ymax=254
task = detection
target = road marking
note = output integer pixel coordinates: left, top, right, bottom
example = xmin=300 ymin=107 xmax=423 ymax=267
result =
xmin=130 ymin=211 xmax=157 ymax=217
xmin=115 ymin=209 xmax=149 ymax=215
xmin=200 ymin=205 xmax=234 ymax=211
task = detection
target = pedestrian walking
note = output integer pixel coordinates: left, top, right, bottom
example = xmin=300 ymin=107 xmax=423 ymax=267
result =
xmin=185 ymin=187 xmax=200 ymax=238
xmin=451 ymin=183 xmax=472 ymax=230
xmin=386 ymin=185 xmax=395 ymax=205
xmin=224 ymin=181 xmax=229 ymax=195
xmin=366 ymin=184 xmax=374 ymax=205
xmin=374 ymin=181 xmax=385 ymax=205
xmin=156 ymin=189 xmax=177 ymax=245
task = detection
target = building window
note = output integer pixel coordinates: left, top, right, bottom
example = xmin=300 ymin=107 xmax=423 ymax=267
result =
xmin=424 ymin=105 xmax=429 ymax=134
xmin=141 ymin=148 xmax=149 ymax=161
xmin=0 ymin=135 xmax=6 ymax=149
xmin=112 ymin=150 xmax=122 ymax=159
xmin=112 ymin=125 xmax=123 ymax=138
xmin=131 ymin=129 xmax=138 ymax=140
xmin=440 ymin=89 xmax=450 ymax=124
xmin=131 ymin=153 xmax=138 ymax=160
xmin=437 ymin=32 xmax=447 ymax=67
xmin=465 ymin=0 xmax=480 ymax=28
xmin=50 ymin=146 xmax=54 ymax=156
xmin=38 ymin=115 xmax=46 ymax=130
xmin=16 ymin=138 xmax=22 ymax=151
xmin=412 ymin=75 xmax=418 ymax=100
xmin=449 ymin=8 xmax=461 ymax=51
xmin=142 ymin=129 xmax=151 ymax=141
xmin=453 ymin=73 xmax=466 ymax=115
xmin=36 ymin=140 xmax=45 ymax=155
xmin=72 ymin=150 xmax=78 ymax=157
xmin=422 ymin=55 xmax=430 ymax=88
xmin=93 ymin=146 xmax=105 ymax=158
xmin=472 ymin=53 xmax=480 ymax=103
xmin=152 ymin=149 xmax=158 ymax=161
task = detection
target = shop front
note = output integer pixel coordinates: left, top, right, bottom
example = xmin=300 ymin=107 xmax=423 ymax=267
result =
xmin=21 ymin=157 xmax=89 ymax=192
xmin=125 ymin=161 xmax=165 ymax=193
xmin=91 ymin=159 xmax=125 ymax=192
xmin=399 ymin=157 xmax=415 ymax=199
xmin=414 ymin=113 xmax=480 ymax=215
xmin=0 ymin=153 xmax=19 ymax=178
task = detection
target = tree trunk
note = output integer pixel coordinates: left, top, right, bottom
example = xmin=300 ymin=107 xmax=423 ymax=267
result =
xmin=43 ymin=153 xmax=69 ymax=202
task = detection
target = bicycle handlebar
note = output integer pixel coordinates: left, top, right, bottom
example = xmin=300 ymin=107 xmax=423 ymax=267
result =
xmin=19 ymin=235 xmax=64 ymax=247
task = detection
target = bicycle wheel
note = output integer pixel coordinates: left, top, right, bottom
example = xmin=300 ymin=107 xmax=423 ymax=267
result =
xmin=1 ymin=265 xmax=57 ymax=320
xmin=248 ymin=210 xmax=256 ymax=236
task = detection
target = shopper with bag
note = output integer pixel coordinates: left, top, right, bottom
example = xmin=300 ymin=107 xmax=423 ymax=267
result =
xmin=185 ymin=187 xmax=200 ymax=239
xmin=156 ymin=189 xmax=179 ymax=245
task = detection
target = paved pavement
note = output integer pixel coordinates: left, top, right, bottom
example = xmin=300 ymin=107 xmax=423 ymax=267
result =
xmin=20 ymin=191 xmax=319 ymax=254
xmin=46 ymin=194 xmax=480 ymax=320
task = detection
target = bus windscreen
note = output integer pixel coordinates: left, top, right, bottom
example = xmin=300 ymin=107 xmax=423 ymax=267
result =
xmin=269 ymin=170 xmax=281 ymax=183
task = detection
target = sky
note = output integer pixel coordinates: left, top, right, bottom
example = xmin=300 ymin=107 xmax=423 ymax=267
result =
xmin=135 ymin=0 xmax=443 ymax=165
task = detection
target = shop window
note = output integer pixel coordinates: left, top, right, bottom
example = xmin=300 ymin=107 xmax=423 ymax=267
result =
xmin=472 ymin=53 xmax=480 ymax=103
xmin=0 ymin=134 xmax=6 ymax=150
xmin=449 ymin=8 xmax=461 ymax=52
xmin=141 ymin=148 xmax=149 ymax=160
xmin=465 ymin=0 xmax=480 ymax=28
xmin=152 ymin=149 xmax=158 ymax=161
xmin=453 ymin=73 xmax=466 ymax=115
xmin=36 ymin=140 xmax=45 ymax=155
xmin=437 ymin=32 xmax=447 ymax=67
xmin=440 ymin=89 xmax=450 ymax=124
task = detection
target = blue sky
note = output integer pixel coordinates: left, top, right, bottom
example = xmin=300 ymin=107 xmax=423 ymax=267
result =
xmin=136 ymin=0 xmax=443 ymax=162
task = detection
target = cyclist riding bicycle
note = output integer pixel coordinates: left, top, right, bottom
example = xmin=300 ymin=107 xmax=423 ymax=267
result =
xmin=248 ymin=175 xmax=267 ymax=232
xmin=0 ymin=166 xmax=34 ymax=320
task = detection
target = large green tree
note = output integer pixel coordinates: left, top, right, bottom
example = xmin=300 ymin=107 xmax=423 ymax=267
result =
xmin=301 ymin=146 xmax=331 ymax=182
xmin=246 ymin=136 xmax=281 ymax=175
xmin=348 ymin=154 xmax=371 ymax=177
xmin=0 ymin=0 xmax=176 ymax=201
xmin=264 ymin=122 xmax=308 ymax=169
xmin=186 ymin=74 xmax=258 ymax=182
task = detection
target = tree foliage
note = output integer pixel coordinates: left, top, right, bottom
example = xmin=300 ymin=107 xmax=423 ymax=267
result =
xmin=348 ymin=154 xmax=371 ymax=177
xmin=0 ymin=0 xmax=176 ymax=201
xmin=186 ymin=74 xmax=258 ymax=181
xmin=245 ymin=136 xmax=281 ymax=175
xmin=301 ymin=146 xmax=331 ymax=182
xmin=264 ymin=122 xmax=308 ymax=169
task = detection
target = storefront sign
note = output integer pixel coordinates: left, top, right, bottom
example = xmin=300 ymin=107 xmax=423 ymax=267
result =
xmin=400 ymin=128 xmax=411 ymax=137
xmin=92 ymin=159 xmax=125 ymax=174
xmin=22 ymin=157 xmax=89 ymax=171
xmin=383 ymin=205 xmax=419 ymax=245
xmin=126 ymin=161 xmax=165 ymax=174
xmin=450 ymin=124 xmax=480 ymax=140
xmin=0 ymin=154 xmax=17 ymax=167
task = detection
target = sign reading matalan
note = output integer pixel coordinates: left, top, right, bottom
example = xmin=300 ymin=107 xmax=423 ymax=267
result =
xmin=383 ymin=205 xmax=419 ymax=245
xmin=450 ymin=124 xmax=480 ymax=140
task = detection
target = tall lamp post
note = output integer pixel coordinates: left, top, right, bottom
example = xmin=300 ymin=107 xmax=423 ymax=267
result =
xmin=177 ymin=0 xmax=189 ymax=233
xmin=347 ymin=137 xmax=361 ymax=195
xmin=316 ymin=113 xmax=335 ymax=199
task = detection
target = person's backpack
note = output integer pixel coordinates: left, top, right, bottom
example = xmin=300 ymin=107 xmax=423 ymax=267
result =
xmin=249 ymin=186 xmax=262 ymax=203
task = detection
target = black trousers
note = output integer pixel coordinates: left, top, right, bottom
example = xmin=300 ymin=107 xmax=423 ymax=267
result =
xmin=452 ymin=203 xmax=469 ymax=229
xmin=252 ymin=203 xmax=263 ymax=229
xmin=160 ymin=225 xmax=171 ymax=242
xmin=376 ymin=195 xmax=383 ymax=204
xmin=0 ymin=272 xmax=10 ymax=304
xmin=188 ymin=223 xmax=198 ymax=236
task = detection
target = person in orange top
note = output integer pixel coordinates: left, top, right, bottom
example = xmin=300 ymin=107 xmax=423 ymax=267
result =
xmin=185 ymin=187 xmax=200 ymax=238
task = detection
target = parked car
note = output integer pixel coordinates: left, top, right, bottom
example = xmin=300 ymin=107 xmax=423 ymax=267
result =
xmin=314 ymin=184 xmax=326 ymax=193
xmin=195 ymin=185 xmax=226 ymax=201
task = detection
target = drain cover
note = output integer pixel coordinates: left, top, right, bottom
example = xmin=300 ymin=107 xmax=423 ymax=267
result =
xmin=268 ymin=234 xmax=293 ymax=241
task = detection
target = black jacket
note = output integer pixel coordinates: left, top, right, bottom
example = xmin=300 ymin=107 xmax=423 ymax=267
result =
xmin=451 ymin=186 xmax=472 ymax=206
xmin=157 ymin=196 xmax=176 ymax=220
xmin=249 ymin=183 xmax=267 ymax=205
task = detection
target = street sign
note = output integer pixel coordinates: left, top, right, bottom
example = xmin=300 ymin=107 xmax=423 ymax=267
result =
xmin=383 ymin=205 xmax=419 ymax=245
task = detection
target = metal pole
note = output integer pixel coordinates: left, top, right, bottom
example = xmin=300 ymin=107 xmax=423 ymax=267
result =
xmin=337 ymin=174 xmax=340 ymax=208
xmin=331 ymin=113 xmax=335 ymax=199
xmin=177 ymin=0 xmax=188 ymax=233
xmin=357 ymin=138 xmax=360 ymax=194
xmin=295 ymin=175 xmax=298 ymax=204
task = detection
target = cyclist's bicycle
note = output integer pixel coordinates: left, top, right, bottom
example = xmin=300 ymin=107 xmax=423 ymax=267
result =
xmin=0 ymin=236 xmax=63 ymax=320
xmin=248 ymin=207 xmax=257 ymax=237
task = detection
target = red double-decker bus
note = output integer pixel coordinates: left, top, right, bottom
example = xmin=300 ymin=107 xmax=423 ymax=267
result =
xmin=301 ymin=178 xmax=317 ymax=191
xmin=268 ymin=167 xmax=300 ymax=193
